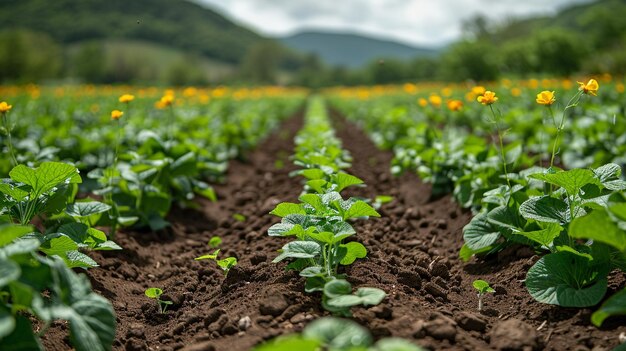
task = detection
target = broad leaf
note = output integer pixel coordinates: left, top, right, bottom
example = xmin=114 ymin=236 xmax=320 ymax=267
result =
xmin=273 ymin=241 xmax=322 ymax=263
xmin=570 ymin=210 xmax=626 ymax=252
xmin=270 ymin=203 xmax=306 ymax=217
xmin=519 ymin=196 xmax=570 ymax=224
xmin=324 ymin=279 xmax=352 ymax=298
xmin=302 ymin=317 xmax=372 ymax=350
xmin=66 ymin=202 xmax=111 ymax=218
xmin=334 ymin=173 xmax=364 ymax=193
xmin=592 ymin=288 xmax=626 ymax=327
xmin=339 ymin=242 xmax=367 ymax=265
xmin=526 ymin=251 xmax=608 ymax=307
xmin=344 ymin=201 xmax=380 ymax=220
xmin=515 ymin=223 xmax=563 ymax=248
xmin=463 ymin=213 xmax=500 ymax=251
xmin=10 ymin=162 xmax=81 ymax=198
xmin=530 ymin=169 xmax=601 ymax=196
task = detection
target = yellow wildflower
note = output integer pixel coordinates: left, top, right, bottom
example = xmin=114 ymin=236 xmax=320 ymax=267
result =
xmin=0 ymin=101 xmax=12 ymax=113
xmin=111 ymin=110 xmax=123 ymax=120
xmin=447 ymin=100 xmax=463 ymax=111
xmin=577 ymin=79 xmax=599 ymax=96
xmin=418 ymin=98 xmax=428 ymax=107
xmin=119 ymin=94 xmax=135 ymax=103
xmin=536 ymin=91 xmax=556 ymax=106
xmin=477 ymin=91 xmax=498 ymax=105
xmin=429 ymin=94 xmax=442 ymax=108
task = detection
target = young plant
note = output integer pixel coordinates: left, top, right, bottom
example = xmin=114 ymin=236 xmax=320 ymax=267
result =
xmin=144 ymin=288 xmax=173 ymax=314
xmin=0 ymin=101 xmax=16 ymax=166
xmin=195 ymin=249 xmax=238 ymax=275
xmin=268 ymin=97 xmax=386 ymax=315
xmin=473 ymin=279 xmax=495 ymax=312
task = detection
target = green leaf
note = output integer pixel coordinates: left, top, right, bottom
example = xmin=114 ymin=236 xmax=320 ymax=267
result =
xmin=0 ymin=315 xmax=42 ymax=351
xmin=195 ymin=249 xmax=220 ymax=261
xmin=344 ymin=201 xmax=380 ymax=220
xmin=300 ymin=168 xmax=326 ymax=180
xmin=145 ymin=288 xmax=163 ymax=299
xmin=0 ymin=257 xmax=20 ymax=288
xmin=253 ymin=335 xmax=320 ymax=351
xmin=66 ymin=201 xmax=111 ymax=217
xmin=463 ymin=213 xmax=500 ymax=251
xmin=526 ymin=251 xmax=608 ymax=307
xmin=49 ymin=258 xmax=116 ymax=351
xmin=593 ymin=163 xmax=621 ymax=183
xmin=591 ymin=288 xmax=626 ymax=327
xmin=519 ymin=196 xmax=571 ymax=224
xmin=516 ymin=223 xmax=563 ymax=248
xmin=530 ymin=169 xmax=601 ymax=196
xmin=10 ymin=162 xmax=81 ymax=197
xmin=570 ymin=210 xmax=626 ymax=252
xmin=273 ymin=241 xmax=322 ymax=263
xmin=324 ymin=279 xmax=352 ymax=298
xmin=0 ymin=305 xmax=15 ymax=339
xmin=0 ymin=224 xmax=34 ymax=247
xmin=306 ymin=179 xmax=327 ymax=194
xmin=308 ymin=231 xmax=335 ymax=244
xmin=372 ymin=338 xmax=425 ymax=351
xmin=472 ymin=280 xmax=495 ymax=294
xmin=339 ymin=242 xmax=367 ymax=265
xmin=217 ymin=257 xmax=237 ymax=272
xmin=334 ymin=173 xmax=364 ymax=193
xmin=299 ymin=194 xmax=325 ymax=212
xmin=302 ymin=317 xmax=372 ymax=350
xmin=354 ymin=287 xmax=386 ymax=305
xmin=0 ymin=184 xmax=28 ymax=202
xmin=208 ymin=236 xmax=222 ymax=248
xmin=270 ymin=203 xmax=306 ymax=217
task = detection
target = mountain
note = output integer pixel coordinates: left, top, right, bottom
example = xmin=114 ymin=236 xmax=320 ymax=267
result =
xmin=0 ymin=0 xmax=262 ymax=64
xmin=279 ymin=31 xmax=438 ymax=68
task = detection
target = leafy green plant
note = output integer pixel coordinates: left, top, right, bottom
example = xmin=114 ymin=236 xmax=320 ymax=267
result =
xmin=144 ymin=287 xmax=173 ymax=314
xmin=268 ymin=97 xmax=385 ymax=315
xmin=208 ymin=235 xmax=222 ymax=248
xmin=195 ymin=249 xmax=238 ymax=275
xmin=473 ymin=279 xmax=495 ymax=312
xmin=0 ymin=224 xmax=116 ymax=351
xmin=253 ymin=317 xmax=424 ymax=351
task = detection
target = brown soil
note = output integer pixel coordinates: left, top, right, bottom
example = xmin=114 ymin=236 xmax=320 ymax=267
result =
xmin=41 ymin=109 xmax=626 ymax=351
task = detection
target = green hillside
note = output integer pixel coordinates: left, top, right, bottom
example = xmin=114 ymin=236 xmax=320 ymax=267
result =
xmin=0 ymin=0 xmax=261 ymax=64
xmin=280 ymin=31 xmax=438 ymax=68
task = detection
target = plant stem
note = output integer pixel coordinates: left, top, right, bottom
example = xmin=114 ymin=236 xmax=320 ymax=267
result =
xmin=489 ymin=105 xmax=511 ymax=190
xmin=2 ymin=112 xmax=17 ymax=166
xmin=549 ymin=91 xmax=583 ymax=170
xmin=478 ymin=293 xmax=483 ymax=312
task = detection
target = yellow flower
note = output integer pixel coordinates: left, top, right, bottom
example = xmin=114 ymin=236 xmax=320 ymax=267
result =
xmin=156 ymin=95 xmax=174 ymax=109
xmin=447 ymin=99 xmax=463 ymax=111
xmin=472 ymin=86 xmax=486 ymax=95
xmin=418 ymin=98 xmax=428 ymax=107
xmin=477 ymin=91 xmax=498 ymax=105
xmin=0 ymin=101 xmax=12 ymax=113
xmin=511 ymin=87 xmax=522 ymax=97
xmin=536 ymin=91 xmax=556 ymax=106
xmin=111 ymin=110 xmax=124 ymax=120
xmin=429 ymin=94 xmax=442 ymax=107
xmin=119 ymin=94 xmax=135 ymax=103
xmin=577 ymin=79 xmax=599 ymax=96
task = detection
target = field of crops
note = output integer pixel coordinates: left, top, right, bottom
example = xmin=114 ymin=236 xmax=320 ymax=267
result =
xmin=1 ymin=78 xmax=626 ymax=351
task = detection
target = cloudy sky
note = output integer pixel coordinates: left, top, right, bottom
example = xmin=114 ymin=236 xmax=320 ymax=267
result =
xmin=197 ymin=0 xmax=591 ymax=47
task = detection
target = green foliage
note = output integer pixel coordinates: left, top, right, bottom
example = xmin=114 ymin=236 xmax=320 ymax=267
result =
xmin=0 ymin=224 xmax=116 ymax=350
xmin=268 ymin=97 xmax=385 ymax=315
xmin=0 ymin=29 xmax=62 ymax=82
xmin=144 ymin=287 xmax=172 ymax=314
xmin=254 ymin=317 xmax=424 ymax=351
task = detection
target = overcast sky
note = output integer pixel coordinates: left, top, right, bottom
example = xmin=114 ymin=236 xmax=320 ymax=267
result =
xmin=197 ymin=0 xmax=592 ymax=47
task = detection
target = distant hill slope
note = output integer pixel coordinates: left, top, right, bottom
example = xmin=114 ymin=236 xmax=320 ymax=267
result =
xmin=279 ymin=31 xmax=438 ymax=68
xmin=0 ymin=0 xmax=261 ymax=64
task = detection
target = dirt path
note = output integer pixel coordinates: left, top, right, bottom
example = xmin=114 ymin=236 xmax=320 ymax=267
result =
xmin=42 ymin=109 xmax=625 ymax=351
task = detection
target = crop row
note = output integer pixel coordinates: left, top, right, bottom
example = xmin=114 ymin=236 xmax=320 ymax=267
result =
xmin=0 ymin=87 xmax=304 ymax=350
xmin=257 ymin=97 xmax=423 ymax=351
xmin=330 ymin=79 xmax=626 ymax=327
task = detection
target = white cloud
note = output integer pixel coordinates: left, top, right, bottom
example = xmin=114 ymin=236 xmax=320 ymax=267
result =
xmin=197 ymin=0 xmax=592 ymax=47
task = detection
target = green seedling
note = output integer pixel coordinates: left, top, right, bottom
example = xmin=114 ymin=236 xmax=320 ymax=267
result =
xmin=144 ymin=287 xmax=173 ymax=314
xmin=473 ymin=280 xmax=495 ymax=312
xmin=233 ymin=213 xmax=246 ymax=222
xmin=195 ymin=248 xmax=238 ymax=275
xmin=209 ymin=235 xmax=222 ymax=248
